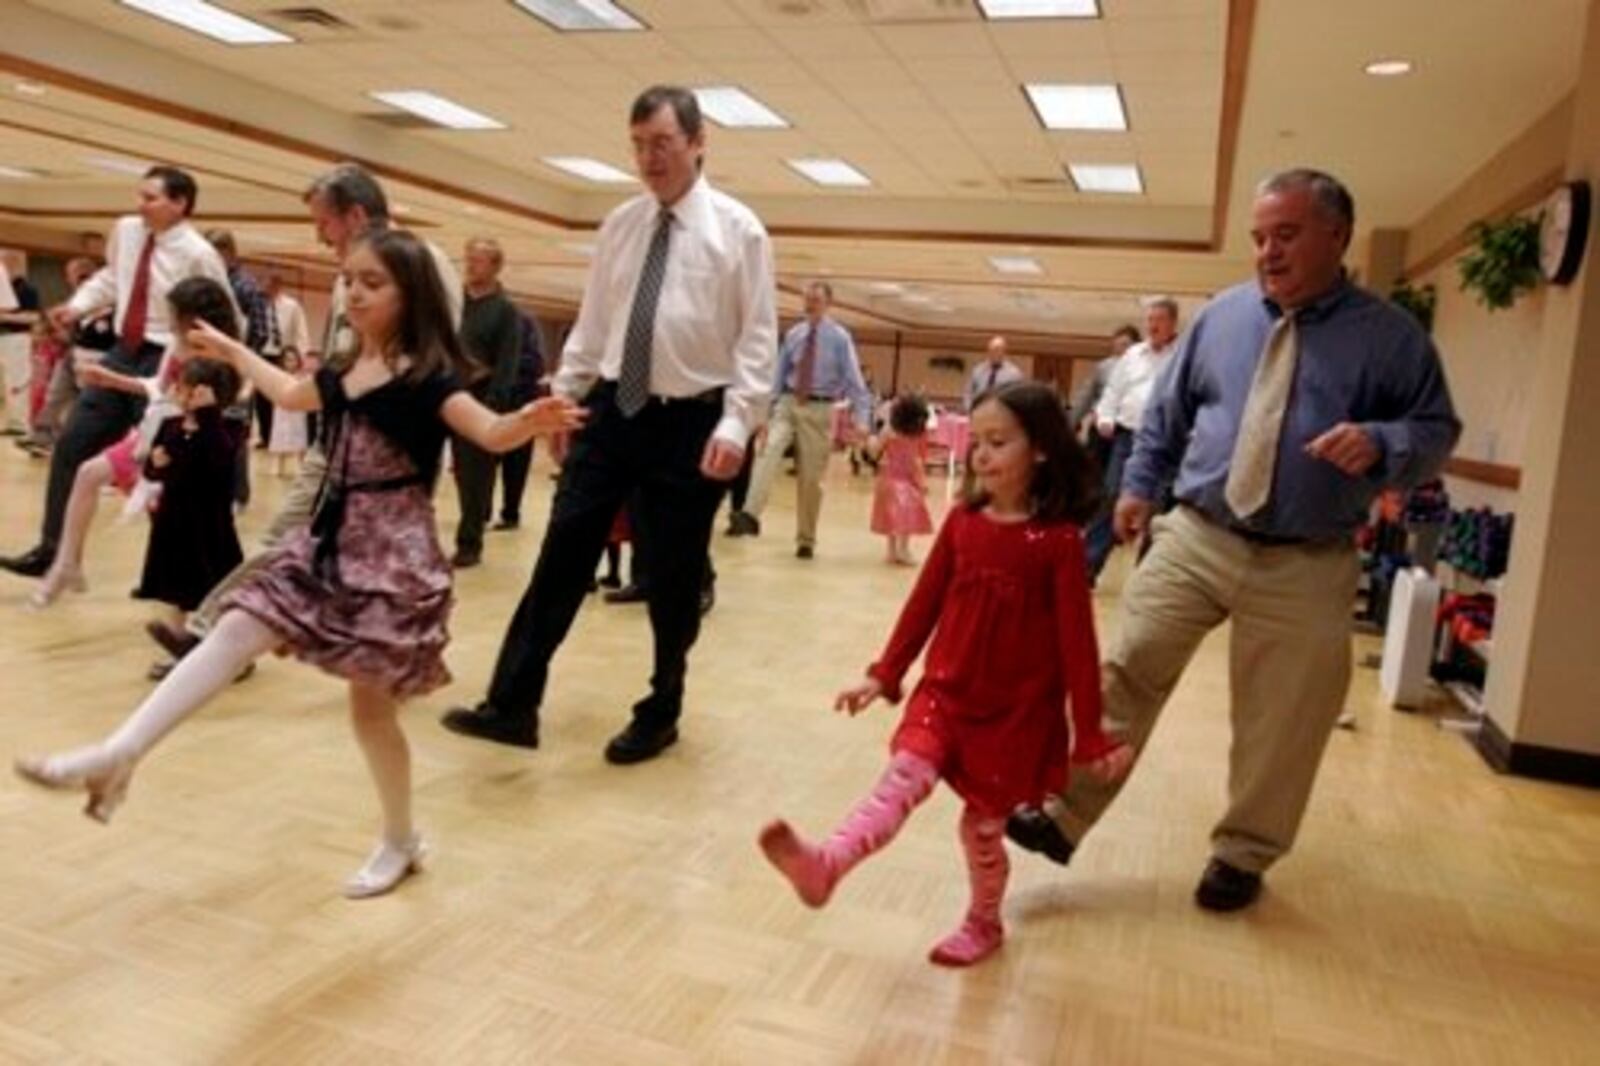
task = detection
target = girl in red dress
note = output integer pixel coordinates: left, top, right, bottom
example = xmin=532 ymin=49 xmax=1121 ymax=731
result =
xmin=760 ymin=382 xmax=1133 ymax=966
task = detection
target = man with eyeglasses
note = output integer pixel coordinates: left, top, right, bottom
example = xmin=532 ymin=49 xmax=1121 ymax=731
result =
xmin=443 ymin=85 xmax=777 ymax=765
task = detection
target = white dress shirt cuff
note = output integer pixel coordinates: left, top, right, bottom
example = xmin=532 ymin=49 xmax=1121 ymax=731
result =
xmin=713 ymin=414 xmax=750 ymax=451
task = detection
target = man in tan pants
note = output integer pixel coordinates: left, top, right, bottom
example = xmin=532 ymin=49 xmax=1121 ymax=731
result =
xmin=1007 ymin=168 xmax=1460 ymax=911
xmin=728 ymin=281 xmax=871 ymax=558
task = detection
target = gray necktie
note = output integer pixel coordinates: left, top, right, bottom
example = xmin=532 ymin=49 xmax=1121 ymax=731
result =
xmin=617 ymin=209 xmax=673 ymax=417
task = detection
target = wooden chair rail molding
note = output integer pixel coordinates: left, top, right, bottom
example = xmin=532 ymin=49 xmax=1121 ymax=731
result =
xmin=1445 ymin=456 xmax=1522 ymax=489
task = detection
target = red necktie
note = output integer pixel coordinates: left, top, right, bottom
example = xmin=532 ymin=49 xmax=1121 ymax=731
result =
xmin=120 ymin=232 xmax=157 ymax=351
xmin=795 ymin=326 xmax=817 ymax=402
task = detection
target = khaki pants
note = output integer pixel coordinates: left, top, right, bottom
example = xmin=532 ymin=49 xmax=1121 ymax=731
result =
xmin=0 ymin=332 xmax=31 ymax=432
xmin=1054 ymin=505 xmax=1359 ymax=873
xmin=189 ymin=446 xmax=327 ymax=637
xmin=743 ymin=395 xmax=833 ymax=548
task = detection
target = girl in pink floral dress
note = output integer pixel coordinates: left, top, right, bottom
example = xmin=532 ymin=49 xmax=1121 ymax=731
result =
xmin=16 ymin=230 xmax=583 ymax=900
xmin=870 ymin=393 xmax=934 ymax=565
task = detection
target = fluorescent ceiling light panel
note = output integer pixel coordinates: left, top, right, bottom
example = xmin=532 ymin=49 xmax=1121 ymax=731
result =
xmin=84 ymin=155 xmax=152 ymax=176
xmin=787 ymin=158 xmax=872 ymax=188
xmin=978 ymin=0 xmax=1098 ymax=18
xmin=989 ymin=255 xmax=1044 ymax=275
xmin=0 ymin=165 xmax=40 ymax=179
xmin=1024 ymin=83 xmax=1127 ymax=131
xmin=1068 ymin=163 xmax=1143 ymax=194
xmin=1364 ymin=58 xmax=1414 ymax=76
xmin=694 ymin=87 xmax=789 ymax=129
xmin=12 ymin=81 xmax=46 ymax=96
xmin=118 ymin=0 xmax=293 ymax=45
xmin=512 ymin=0 xmax=644 ymax=31
xmin=370 ymin=91 xmax=507 ymax=130
xmin=561 ymin=242 xmax=597 ymax=256
xmin=542 ymin=156 xmax=636 ymax=184
xmin=868 ymin=282 xmax=905 ymax=294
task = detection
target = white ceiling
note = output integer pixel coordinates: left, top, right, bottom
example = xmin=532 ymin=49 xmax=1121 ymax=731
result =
xmin=0 ymin=0 xmax=1590 ymax=336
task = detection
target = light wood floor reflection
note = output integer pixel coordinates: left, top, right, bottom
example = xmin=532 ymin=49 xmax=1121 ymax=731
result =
xmin=1 ymin=443 xmax=1597 ymax=1065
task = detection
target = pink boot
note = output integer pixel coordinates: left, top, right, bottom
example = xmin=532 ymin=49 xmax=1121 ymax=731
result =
xmin=760 ymin=752 xmax=938 ymax=907
xmin=928 ymin=807 xmax=1009 ymax=967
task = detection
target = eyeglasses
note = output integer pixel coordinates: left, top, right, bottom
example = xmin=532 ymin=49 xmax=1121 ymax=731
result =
xmin=631 ymin=134 xmax=688 ymax=157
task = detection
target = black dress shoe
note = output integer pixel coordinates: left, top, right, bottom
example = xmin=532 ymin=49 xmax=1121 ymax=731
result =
xmin=796 ymin=545 xmax=814 ymax=560
xmin=603 ymin=583 xmax=647 ymax=604
xmin=450 ymin=550 xmax=482 ymax=569
xmin=0 ymin=546 xmax=54 ymax=578
xmin=145 ymin=620 xmax=200 ymax=661
xmin=1004 ymin=807 xmax=1076 ymax=866
xmin=597 ymin=574 xmax=623 ymax=590
xmin=490 ymin=519 xmax=520 ymax=532
xmin=1194 ymin=858 xmax=1262 ymax=912
xmin=604 ymin=720 xmax=678 ymax=765
xmin=724 ymin=511 xmax=760 ymax=537
xmin=440 ymin=703 xmax=539 ymax=749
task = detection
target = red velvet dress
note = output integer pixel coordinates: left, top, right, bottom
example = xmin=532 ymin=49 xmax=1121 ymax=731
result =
xmin=867 ymin=506 xmax=1114 ymax=817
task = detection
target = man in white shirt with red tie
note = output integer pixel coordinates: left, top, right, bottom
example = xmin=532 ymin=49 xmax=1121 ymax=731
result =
xmin=1 ymin=166 xmax=233 ymax=579
xmin=443 ymin=85 xmax=777 ymax=765
xmin=1083 ymin=297 xmax=1181 ymax=584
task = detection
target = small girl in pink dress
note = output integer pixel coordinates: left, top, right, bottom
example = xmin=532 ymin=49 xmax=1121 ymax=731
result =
xmin=869 ymin=393 xmax=934 ymax=565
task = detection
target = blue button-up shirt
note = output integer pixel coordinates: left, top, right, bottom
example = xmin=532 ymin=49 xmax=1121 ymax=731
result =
xmin=1125 ymin=277 xmax=1460 ymax=542
xmin=773 ymin=315 xmax=873 ymax=427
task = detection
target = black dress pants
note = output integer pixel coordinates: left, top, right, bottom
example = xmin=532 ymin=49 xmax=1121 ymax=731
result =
xmin=453 ymin=435 xmax=496 ymax=556
xmin=496 ymin=441 xmax=534 ymax=524
xmin=484 ymin=382 xmax=726 ymax=730
xmin=38 ymin=341 xmax=162 ymax=552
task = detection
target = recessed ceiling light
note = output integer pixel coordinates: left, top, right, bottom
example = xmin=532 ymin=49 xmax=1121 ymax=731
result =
xmin=83 ymin=155 xmax=153 ymax=176
xmin=1023 ymin=83 xmax=1127 ymax=131
xmin=1068 ymin=163 xmax=1143 ymax=194
xmin=542 ymin=157 xmax=636 ymax=184
xmin=561 ymin=242 xmax=597 ymax=256
xmin=868 ymin=282 xmax=905 ymax=295
xmin=1364 ymin=58 xmax=1413 ymax=77
xmin=369 ymin=91 xmax=507 ymax=130
xmin=12 ymin=81 xmax=46 ymax=97
xmin=903 ymin=293 xmax=935 ymax=305
xmin=0 ymin=165 xmax=41 ymax=179
xmin=464 ymin=205 xmax=483 ymax=216
xmin=787 ymin=158 xmax=872 ymax=188
xmin=989 ymin=255 xmax=1044 ymax=275
xmin=512 ymin=0 xmax=644 ymax=31
xmin=693 ymin=87 xmax=789 ymax=129
xmin=118 ymin=0 xmax=293 ymax=46
xmin=978 ymin=0 xmax=1098 ymax=18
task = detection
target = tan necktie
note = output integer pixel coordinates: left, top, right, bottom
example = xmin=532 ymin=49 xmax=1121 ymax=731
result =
xmin=1225 ymin=313 xmax=1298 ymax=520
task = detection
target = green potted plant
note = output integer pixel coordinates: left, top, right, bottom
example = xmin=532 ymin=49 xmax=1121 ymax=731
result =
xmin=1389 ymin=281 xmax=1437 ymax=332
xmin=1457 ymin=215 xmax=1541 ymax=311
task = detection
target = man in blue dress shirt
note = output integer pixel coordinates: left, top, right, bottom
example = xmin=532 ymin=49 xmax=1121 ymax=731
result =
xmin=730 ymin=280 xmax=872 ymax=558
xmin=1008 ymin=168 xmax=1461 ymax=911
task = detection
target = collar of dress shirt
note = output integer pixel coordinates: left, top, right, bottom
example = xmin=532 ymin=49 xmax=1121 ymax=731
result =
xmin=659 ymin=175 xmax=712 ymax=234
xmin=1259 ymin=269 xmax=1353 ymax=324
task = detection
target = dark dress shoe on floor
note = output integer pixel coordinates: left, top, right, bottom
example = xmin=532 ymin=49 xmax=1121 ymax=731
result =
xmin=1194 ymin=858 xmax=1262 ymax=912
xmin=145 ymin=620 xmax=200 ymax=662
xmin=796 ymin=545 xmax=814 ymax=560
xmin=0 ymin=546 xmax=54 ymax=578
xmin=440 ymin=704 xmax=539 ymax=749
xmin=490 ymin=519 xmax=520 ymax=532
xmin=1004 ymin=807 xmax=1076 ymax=865
xmin=603 ymin=583 xmax=647 ymax=604
xmin=450 ymin=551 xmax=482 ymax=569
xmin=597 ymin=574 xmax=623 ymax=590
xmin=604 ymin=720 xmax=678 ymax=765
xmin=724 ymin=511 xmax=760 ymax=537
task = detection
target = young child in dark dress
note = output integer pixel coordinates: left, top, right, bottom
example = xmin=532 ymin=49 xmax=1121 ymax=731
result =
xmin=133 ymin=359 xmax=246 ymax=635
xmin=15 ymin=230 xmax=585 ymax=900
xmin=759 ymin=383 xmax=1134 ymax=966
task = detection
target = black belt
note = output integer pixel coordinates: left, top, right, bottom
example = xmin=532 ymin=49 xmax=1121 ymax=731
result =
xmin=311 ymin=473 xmax=426 ymax=583
xmin=1182 ymin=503 xmax=1310 ymax=547
xmin=596 ymin=379 xmax=723 ymax=407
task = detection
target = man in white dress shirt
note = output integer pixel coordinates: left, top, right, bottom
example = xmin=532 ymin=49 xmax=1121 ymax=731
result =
xmin=1083 ymin=297 xmax=1180 ymax=583
xmin=963 ymin=334 xmax=1025 ymax=413
xmin=1 ymin=166 xmax=234 ymax=579
xmin=443 ymin=85 xmax=777 ymax=765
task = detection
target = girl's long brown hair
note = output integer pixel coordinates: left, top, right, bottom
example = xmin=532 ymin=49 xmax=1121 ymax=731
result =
xmin=963 ymin=381 xmax=1102 ymax=524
